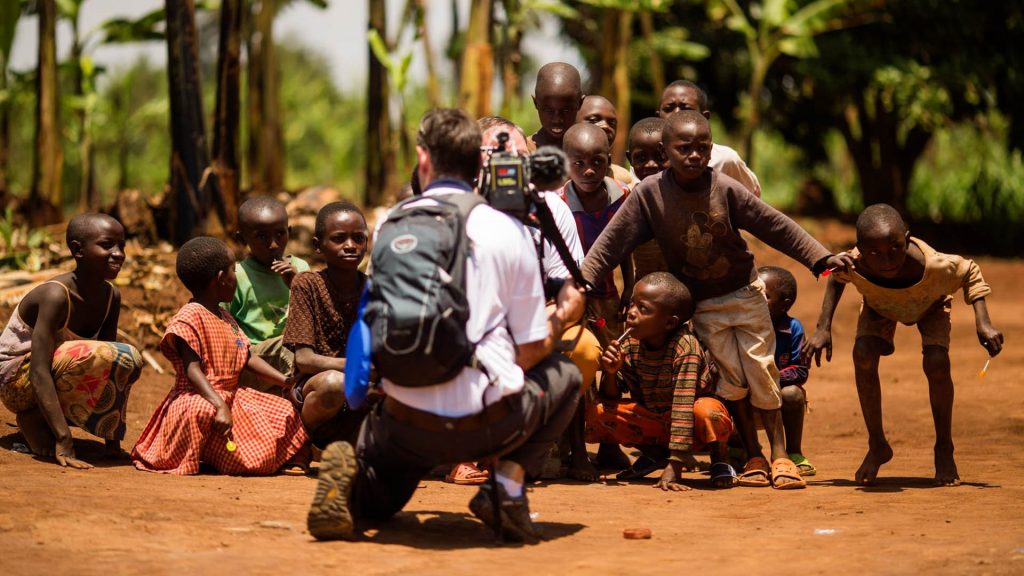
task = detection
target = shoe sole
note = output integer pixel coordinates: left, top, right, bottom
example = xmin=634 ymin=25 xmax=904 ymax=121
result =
xmin=468 ymin=490 xmax=539 ymax=544
xmin=307 ymin=441 xmax=357 ymax=541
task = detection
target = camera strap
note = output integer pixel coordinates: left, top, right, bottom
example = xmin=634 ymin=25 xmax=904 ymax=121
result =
xmin=531 ymin=193 xmax=590 ymax=291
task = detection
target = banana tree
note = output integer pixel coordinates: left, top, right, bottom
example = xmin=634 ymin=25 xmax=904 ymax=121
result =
xmin=706 ymin=0 xmax=871 ymax=165
xmin=30 ymin=0 xmax=62 ymax=224
xmin=0 ymin=0 xmax=21 ymax=198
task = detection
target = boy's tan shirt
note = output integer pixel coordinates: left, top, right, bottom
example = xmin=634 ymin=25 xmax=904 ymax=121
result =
xmin=834 ymin=237 xmax=990 ymax=324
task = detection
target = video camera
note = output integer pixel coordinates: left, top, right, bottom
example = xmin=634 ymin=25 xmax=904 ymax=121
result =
xmin=478 ymin=132 xmax=589 ymax=297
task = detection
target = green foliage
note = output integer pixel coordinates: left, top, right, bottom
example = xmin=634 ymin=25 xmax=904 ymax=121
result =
xmin=0 ymin=207 xmax=51 ymax=271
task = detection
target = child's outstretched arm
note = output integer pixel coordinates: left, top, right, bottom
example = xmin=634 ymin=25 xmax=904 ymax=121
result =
xmin=245 ymin=352 xmax=292 ymax=388
xmin=803 ymin=276 xmax=847 ymax=367
xmin=293 ymin=347 xmax=345 ymax=376
xmin=972 ymin=298 xmax=1004 ymax=357
xmin=175 ymin=339 xmax=233 ymax=436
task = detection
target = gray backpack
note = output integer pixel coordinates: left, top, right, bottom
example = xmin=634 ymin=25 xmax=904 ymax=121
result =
xmin=364 ymin=193 xmax=485 ymax=387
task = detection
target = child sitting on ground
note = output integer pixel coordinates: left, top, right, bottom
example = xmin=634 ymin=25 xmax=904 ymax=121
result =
xmin=580 ymin=110 xmax=852 ymax=489
xmin=576 ymin=95 xmax=636 ymax=186
xmin=803 ymin=204 xmax=1003 ymax=486
xmin=758 ymin=265 xmax=815 ymax=476
xmin=283 ymin=202 xmax=371 ymax=451
xmin=530 ymin=62 xmax=584 ymax=151
xmin=229 ymin=196 xmax=310 ymax=394
xmin=587 ymin=272 xmax=737 ymax=490
xmin=132 ymin=237 xmax=309 ymax=475
xmin=559 ymin=122 xmax=634 ymax=347
xmin=626 ymin=117 xmax=670 ymax=282
xmin=0 ymin=213 xmax=143 ymax=469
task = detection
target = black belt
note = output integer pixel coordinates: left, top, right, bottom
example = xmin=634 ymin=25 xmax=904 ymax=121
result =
xmin=383 ymin=394 xmax=514 ymax=433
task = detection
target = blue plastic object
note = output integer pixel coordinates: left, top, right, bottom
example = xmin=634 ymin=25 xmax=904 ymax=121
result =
xmin=344 ymin=284 xmax=372 ymax=409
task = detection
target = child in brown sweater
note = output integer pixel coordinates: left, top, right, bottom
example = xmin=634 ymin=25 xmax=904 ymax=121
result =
xmin=581 ymin=110 xmax=851 ymax=489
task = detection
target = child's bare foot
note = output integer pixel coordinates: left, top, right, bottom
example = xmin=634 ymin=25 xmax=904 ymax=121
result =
xmin=15 ymin=409 xmax=56 ymax=458
xmin=934 ymin=444 xmax=960 ymax=486
xmin=595 ymin=443 xmax=631 ymax=470
xmin=855 ymin=441 xmax=893 ymax=485
xmin=566 ymin=453 xmax=599 ymax=482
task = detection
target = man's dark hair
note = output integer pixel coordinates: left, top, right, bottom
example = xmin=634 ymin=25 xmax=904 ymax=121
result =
xmin=66 ymin=213 xmax=122 ymax=248
xmin=176 ymin=236 xmax=232 ymax=294
xmin=237 ymin=195 xmax=287 ymax=230
xmin=417 ymin=108 xmax=482 ymax=183
xmin=856 ymin=203 xmax=907 ymax=240
xmin=758 ymin=265 xmax=797 ymax=304
xmin=640 ymin=271 xmax=695 ymax=321
xmin=664 ymin=109 xmax=710 ymax=140
xmin=315 ymin=201 xmax=366 ymax=238
xmin=663 ymin=80 xmax=708 ymax=111
xmin=628 ymin=117 xmax=667 ymax=150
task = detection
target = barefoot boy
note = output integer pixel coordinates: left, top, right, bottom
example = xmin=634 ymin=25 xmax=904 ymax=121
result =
xmin=587 ymin=273 xmax=737 ymax=490
xmin=658 ymin=80 xmax=761 ymax=198
xmin=530 ymin=62 xmax=584 ymax=150
xmin=229 ymin=196 xmax=310 ymax=393
xmin=759 ymin=265 xmax=815 ymax=476
xmin=576 ymin=94 xmax=636 ymax=185
xmin=803 ymin=204 xmax=1003 ymax=486
xmin=581 ymin=110 xmax=851 ymax=489
xmin=283 ymin=201 xmax=371 ymax=450
xmin=0 ymin=214 xmax=143 ymax=469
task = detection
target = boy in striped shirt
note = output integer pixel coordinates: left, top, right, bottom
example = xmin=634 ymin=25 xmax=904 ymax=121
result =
xmin=586 ymin=272 xmax=738 ymax=490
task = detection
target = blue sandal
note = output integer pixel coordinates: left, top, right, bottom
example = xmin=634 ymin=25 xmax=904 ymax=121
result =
xmin=710 ymin=461 xmax=738 ymax=488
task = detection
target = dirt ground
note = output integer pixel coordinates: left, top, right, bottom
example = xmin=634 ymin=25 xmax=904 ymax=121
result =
xmin=1 ymin=221 xmax=1023 ymax=575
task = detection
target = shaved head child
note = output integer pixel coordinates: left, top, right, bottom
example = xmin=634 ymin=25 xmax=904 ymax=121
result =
xmin=0 ymin=213 xmax=143 ymax=469
xmin=658 ymin=80 xmax=761 ymax=198
xmin=531 ymin=62 xmax=584 ymax=150
xmin=133 ymin=236 xmax=309 ymax=475
xmin=804 ymin=204 xmax=1003 ymax=486
xmin=581 ymin=109 xmax=853 ymax=489
xmin=229 ymin=196 xmax=311 ymax=394
xmin=588 ymin=273 xmax=736 ymax=490
xmin=576 ymin=95 xmax=637 ymax=186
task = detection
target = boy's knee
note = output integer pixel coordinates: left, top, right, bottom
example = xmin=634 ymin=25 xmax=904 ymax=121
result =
xmin=310 ymin=371 xmax=346 ymax=409
xmin=922 ymin=346 xmax=951 ymax=381
xmin=852 ymin=337 xmax=885 ymax=370
xmin=780 ymin=385 xmax=806 ymax=407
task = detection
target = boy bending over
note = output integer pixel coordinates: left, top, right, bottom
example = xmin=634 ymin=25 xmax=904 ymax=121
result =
xmin=804 ymin=204 xmax=1003 ymax=486
xmin=581 ymin=110 xmax=850 ymax=489
xmin=530 ymin=62 xmax=584 ymax=151
xmin=587 ymin=273 xmax=737 ymax=490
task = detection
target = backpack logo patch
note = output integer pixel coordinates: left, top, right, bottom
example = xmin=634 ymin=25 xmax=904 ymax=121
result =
xmin=390 ymin=234 xmax=418 ymax=254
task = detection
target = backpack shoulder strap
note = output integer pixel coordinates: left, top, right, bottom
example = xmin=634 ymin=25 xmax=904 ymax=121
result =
xmin=439 ymin=191 xmax=486 ymax=221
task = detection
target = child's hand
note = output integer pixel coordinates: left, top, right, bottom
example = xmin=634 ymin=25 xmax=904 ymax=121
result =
xmin=824 ymin=251 xmax=856 ymax=274
xmin=213 ymin=403 xmax=233 ymax=436
xmin=271 ymin=257 xmax=298 ymax=288
xmin=55 ymin=437 xmax=93 ymax=470
xmin=977 ymin=322 xmax=1004 ymax=357
xmin=653 ymin=464 xmax=691 ymax=492
xmin=600 ymin=340 xmax=625 ymax=374
xmin=802 ymin=329 xmax=833 ymax=367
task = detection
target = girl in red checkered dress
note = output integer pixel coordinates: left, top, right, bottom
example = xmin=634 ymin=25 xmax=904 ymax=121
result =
xmin=132 ymin=237 xmax=309 ymax=475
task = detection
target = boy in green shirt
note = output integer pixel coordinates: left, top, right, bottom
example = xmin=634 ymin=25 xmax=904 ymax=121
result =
xmin=229 ymin=196 xmax=310 ymax=393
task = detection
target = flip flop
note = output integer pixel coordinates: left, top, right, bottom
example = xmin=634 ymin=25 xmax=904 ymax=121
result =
xmin=771 ymin=458 xmax=808 ymax=490
xmin=445 ymin=462 xmax=489 ymax=485
xmin=615 ymin=455 xmax=667 ymax=481
xmin=709 ymin=462 xmax=738 ymax=489
xmin=788 ymin=453 xmax=817 ymax=477
xmin=737 ymin=456 xmax=771 ymax=487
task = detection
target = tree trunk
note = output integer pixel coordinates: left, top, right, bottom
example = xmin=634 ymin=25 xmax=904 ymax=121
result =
xmin=639 ymin=11 xmax=664 ymax=99
xmin=415 ymin=0 xmax=441 ymax=108
xmin=30 ymin=0 xmax=62 ymax=224
xmin=365 ymin=0 xmax=392 ymax=206
xmin=0 ymin=62 xmax=9 ymax=199
xmin=458 ymin=0 xmax=492 ymax=118
xmin=165 ymin=0 xmax=214 ymax=245
xmin=611 ymin=11 xmax=633 ymax=166
xmin=742 ymin=56 xmax=767 ymax=168
xmin=498 ymin=0 xmax=522 ymax=118
xmin=245 ymin=2 xmax=262 ymax=193
xmin=212 ymin=0 xmax=242 ymax=235
xmin=247 ymin=0 xmax=283 ymax=195
xmin=72 ymin=14 xmax=97 ymax=212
